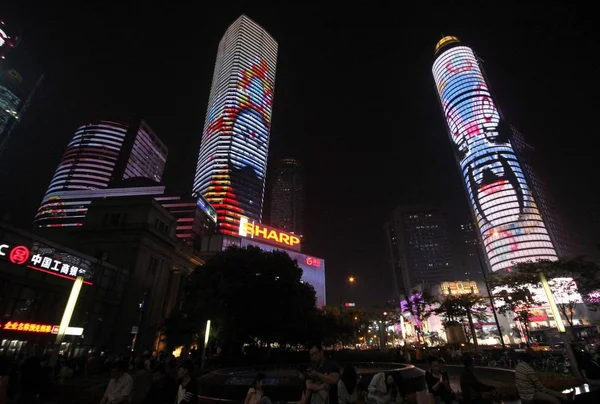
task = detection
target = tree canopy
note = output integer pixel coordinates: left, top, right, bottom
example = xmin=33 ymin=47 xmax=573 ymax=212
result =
xmin=168 ymin=246 xmax=318 ymax=360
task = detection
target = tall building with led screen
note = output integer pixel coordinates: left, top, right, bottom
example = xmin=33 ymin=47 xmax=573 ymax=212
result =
xmin=35 ymin=119 xmax=167 ymax=227
xmin=432 ymin=37 xmax=557 ymax=271
xmin=193 ymin=15 xmax=277 ymax=236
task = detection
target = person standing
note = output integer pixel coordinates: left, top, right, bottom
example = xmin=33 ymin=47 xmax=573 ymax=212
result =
xmin=515 ymin=353 xmax=569 ymax=404
xmin=101 ymin=360 xmax=134 ymax=404
xmin=175 ymin=361 xmax=198 ymax=404
xmin=306 ymin=343 xmax=340 ymax=404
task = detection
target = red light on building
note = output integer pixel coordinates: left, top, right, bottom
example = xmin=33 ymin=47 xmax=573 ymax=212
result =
xmin=1 ymin=321 xmax=54 ymax=333
xmin=305 ymin=257 xmax=321 ymax=267
xmin=9 ymin=246 xmax=30 ymax=265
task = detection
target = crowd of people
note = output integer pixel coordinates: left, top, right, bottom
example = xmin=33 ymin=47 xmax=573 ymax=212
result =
xmin=0 ymin=348 xmax=199 ymax=404
xmin=2 ymin=341 xmax=598 ymax=404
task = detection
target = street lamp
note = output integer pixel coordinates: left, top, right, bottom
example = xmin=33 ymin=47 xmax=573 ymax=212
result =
xmin=340 ymin=275 xmax=356 ymax=314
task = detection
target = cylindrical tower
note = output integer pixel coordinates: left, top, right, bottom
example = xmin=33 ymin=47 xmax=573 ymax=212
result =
xmin=193 ymin=15 xmax=278 ymax=236
xmin=432 ymin=36 xmax=557 ymax=272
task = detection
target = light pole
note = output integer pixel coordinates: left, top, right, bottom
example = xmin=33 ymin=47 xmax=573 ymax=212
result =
xmin=339 ymin=275 xmax=356 ymax=314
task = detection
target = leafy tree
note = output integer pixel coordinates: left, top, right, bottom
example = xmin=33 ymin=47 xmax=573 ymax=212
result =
xmin=170 ymin=246 xmax=318 ymax=362
xmin=435 ymin=293 xmax=489 ymax=350
xmin=402 ymin=289 xmax=437 ymax=345
xmin=488 ymin=269 xmax=541 ymax=345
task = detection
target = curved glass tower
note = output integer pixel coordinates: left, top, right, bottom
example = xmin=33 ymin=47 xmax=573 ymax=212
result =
xmin=193 ymin=15 xmax=277 ymax=236
xmin=432 ymin=37 xmax=557 ymax=271
xmin=35 ymin=119 xmax=167 ymax=227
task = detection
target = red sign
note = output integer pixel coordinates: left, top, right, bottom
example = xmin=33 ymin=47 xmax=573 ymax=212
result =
xmin=1 ymin=321 xmax=55 ymax=333
xmin=9 ymin=246 xmax=30 ymax=264
xmin=305 ymin=257 xmax=322 ymax=267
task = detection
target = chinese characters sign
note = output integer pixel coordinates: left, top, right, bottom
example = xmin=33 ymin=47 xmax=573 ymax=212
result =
xmin=1 ymin=321 xmax=58 ymax=333
xmin=238 ymin=216 xmax=301 ymax=251
xmin=0 ymin=241 xmax=93 ymax=284
xmin=305 ymin=257 xmax=322 ymax=268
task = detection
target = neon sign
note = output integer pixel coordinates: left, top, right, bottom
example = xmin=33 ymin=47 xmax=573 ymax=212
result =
xmin=238 ymin=216 xmax=301 ymax=251
xmin=305 ymin=257 xmax=322 ymax=267
xmin=1 ymin=321 xmax=58 ymax=333
xmin=1 ymin=322 xmax=83 ymax=335
xmin=0 ymin=241 xmax=93 ymax=285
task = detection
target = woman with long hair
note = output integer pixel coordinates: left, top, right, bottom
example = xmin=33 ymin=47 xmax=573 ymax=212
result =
xmin=338 ymin=365 xmax=358 ymax=404
xmin=245 ymin=373 xmax=267 ymax=404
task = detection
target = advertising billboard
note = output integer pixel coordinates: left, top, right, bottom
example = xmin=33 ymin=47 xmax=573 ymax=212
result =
xmin=240 ymin=238 xmax=326 ymax=307
xmin=432 ymin=41 xmax=557 ymax=271
xmin=238 ymin=216 xmax=301 ymax=251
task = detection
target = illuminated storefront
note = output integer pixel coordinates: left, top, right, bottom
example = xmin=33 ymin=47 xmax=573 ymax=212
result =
xmin=193 ymin=15 xmax=278 ymax=236
xmin=432 ymin=37 xmax=557 ymax=271
xmin=0 ymin=222 xmax=128 ymax=355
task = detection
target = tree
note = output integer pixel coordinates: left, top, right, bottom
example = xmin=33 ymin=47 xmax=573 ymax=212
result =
xmin=170 ymin=246 xmax=318 ymax=362
xmin=488 ymin=269 xmax=541 ymax=345
xmin=435 ymin=293 xmax=489 ymax=350
xmin=402 ymin=289 xmax=437 ymax=345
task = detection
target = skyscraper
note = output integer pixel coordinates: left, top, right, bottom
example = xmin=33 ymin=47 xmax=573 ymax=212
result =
xmin=35 ymin=119 xmax=167 ymax=227
xmin=193 ymin=15 xmax=278 ymax=236
xmin=384 ymin=206 xmax=456 ymax=292
xmin=510 ymin=126 xmax=579 ymax=259
xmin=269 ymin=158 xmax=305 ymax=236
xmin=432 ymin=36 xmax=557 ymax=272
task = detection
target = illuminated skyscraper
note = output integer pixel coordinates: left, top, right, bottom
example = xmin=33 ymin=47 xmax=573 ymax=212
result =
xmin=432 ymin=36 xmax=558 ymax=272
xmin=384 ymin=206 xmax=456 ymax=292
xmin=193 ymin=15 xmax=277 ymax=236
xmin=269 ymin=158 xmax=304 ymax=236
xmin=35 ymin=119 xmax=167 ymax=227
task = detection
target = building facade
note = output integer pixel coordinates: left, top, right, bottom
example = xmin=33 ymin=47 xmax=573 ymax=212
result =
xmin=384 ymin=206 xmax=456 ymax=292
xmin=0 ymin=221 xmax=128 ymax=355
xmin=35 ymin=119 xmax=167 ymax=228
xmin=193 ymin=15 xmax=278 ymax=236
xmin=509 ymin=126 xmax=579 ymax=259
xmin=269 ymin=158 xmax=305 ymax=236
xmin=432 ymin=36 xmax=557 ymax=272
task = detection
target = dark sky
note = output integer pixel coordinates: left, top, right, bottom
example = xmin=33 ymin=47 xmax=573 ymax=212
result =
xmin=1 ymin=2 xmax=598 ymax=308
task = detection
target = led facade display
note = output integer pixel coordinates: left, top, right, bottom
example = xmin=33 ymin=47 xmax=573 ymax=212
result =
xmin=193 ymin=15 xmax=278 ymax=236
xmin=432 ymin=38 xmax=558 ymax=271
xmin=35 ymin=120 xmax=167 ymax=228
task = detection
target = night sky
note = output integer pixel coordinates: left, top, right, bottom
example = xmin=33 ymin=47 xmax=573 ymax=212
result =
xmin=1 ymin=2 xmax=598 ymax=308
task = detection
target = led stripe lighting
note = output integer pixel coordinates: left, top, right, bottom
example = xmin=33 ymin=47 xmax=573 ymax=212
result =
xmin=432 ymin=37 xmax=557 ymax=271
xmin=193 ymin=15 xmax=278 ymax=236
